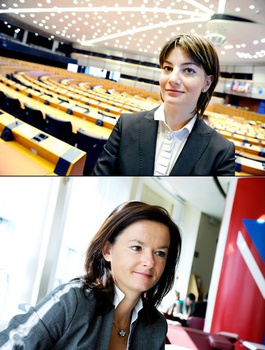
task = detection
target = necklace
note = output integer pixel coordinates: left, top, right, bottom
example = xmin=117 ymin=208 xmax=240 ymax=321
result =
xmin=112 ymin=320 xmax=129 ymax=337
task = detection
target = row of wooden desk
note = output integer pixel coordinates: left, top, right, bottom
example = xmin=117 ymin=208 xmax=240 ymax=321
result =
xmin=206 ymin=111 xmax=265 ymax=175
xmin=0 ymin=111 xmax=86 ymax=175
xmin=12 ymin=71 xmax=146 ymax=117
xmin=0 ymin=79 xmax=114 ymax=138
xmin=235 ymin=155 xmax=265 ymax=176
xmin=39 ymin=74 xmax=143 ymax=115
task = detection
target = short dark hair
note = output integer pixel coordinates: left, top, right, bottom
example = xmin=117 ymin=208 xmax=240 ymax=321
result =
xmin=187 ymin=292 xmax=196 ymax=301
xmin=82 ymin=201 xmax=182 ymax=322
xmin=159 ymin=34 xmax=220 ymax=118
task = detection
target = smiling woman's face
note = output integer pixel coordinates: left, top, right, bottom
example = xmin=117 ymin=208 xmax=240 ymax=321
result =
xmin=102 ymin=220 xmax=170 ymax=299
xmin=159 ymin=46 xmax=213 ymax=115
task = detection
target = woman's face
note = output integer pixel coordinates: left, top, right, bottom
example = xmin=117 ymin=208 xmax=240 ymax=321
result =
xmin=102 ymin=220 xmax=170 ymax=299
xmin=159 ymin=46 xmax=213 ymax=114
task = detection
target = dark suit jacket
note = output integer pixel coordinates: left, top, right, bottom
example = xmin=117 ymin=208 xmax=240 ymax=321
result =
xmin=0 ymin=281 xmax=167 ymax=349
xmin=92 ymin=107 xmax=235 ymax=176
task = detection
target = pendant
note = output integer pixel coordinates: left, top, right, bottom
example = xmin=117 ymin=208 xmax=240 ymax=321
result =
xmin=118 ymin=330 xmax=126 ymax=337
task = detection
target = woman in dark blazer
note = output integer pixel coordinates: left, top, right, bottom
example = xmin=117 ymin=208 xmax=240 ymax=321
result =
xmin=92 ymin=34 xmax=235 ymax=176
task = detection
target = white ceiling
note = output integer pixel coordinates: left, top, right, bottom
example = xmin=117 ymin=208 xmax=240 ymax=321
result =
xmin=158 ymin=177 xmax=235 ymax=221
xmin=1 ymin=0 xmax=265 ymax=65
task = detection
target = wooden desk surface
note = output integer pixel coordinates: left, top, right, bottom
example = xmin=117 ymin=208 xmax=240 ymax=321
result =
xmin=0 ymin=141 xmax=52 ymax=175
xmin=235 ymin=155 xmax=265 ymax=176
xmin=220 ymin=130 xmax=264 ymax=147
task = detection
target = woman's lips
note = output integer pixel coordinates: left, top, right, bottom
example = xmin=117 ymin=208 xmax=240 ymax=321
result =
xmin=166 ymin=89 xmax=184 ymax=94
xmin=134 ymin=271 xmax=153 ymax=278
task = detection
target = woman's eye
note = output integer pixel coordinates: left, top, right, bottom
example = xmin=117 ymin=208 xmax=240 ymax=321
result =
xmin=131 ymin=246 xmax=142 ymax=252
xmin=184 ymin=67 xmax=196 ymax=74
xmin=155 ymin=251 xmax=166 ymax=258
xmin=163 ymin=66 xmax=173 ymax=72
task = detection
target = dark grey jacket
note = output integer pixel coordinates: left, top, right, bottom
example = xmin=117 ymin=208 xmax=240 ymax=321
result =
xmin=0 ymin=282 xmax=167 ymax=349
xmin=92 ymin=107 xmax=235 ymax=176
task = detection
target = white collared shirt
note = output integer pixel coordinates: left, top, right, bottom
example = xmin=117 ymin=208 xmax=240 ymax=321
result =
xmin=113 ymin=285 xmax=143 ymax=349
xmin=154 ymin=104 xmax=197 ymax=176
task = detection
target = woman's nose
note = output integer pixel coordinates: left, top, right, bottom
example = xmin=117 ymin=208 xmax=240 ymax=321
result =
xmin=168 ymin=68 xmax=181 ymax=84
xmin=142 ymin=251 xmax=154 ymax=268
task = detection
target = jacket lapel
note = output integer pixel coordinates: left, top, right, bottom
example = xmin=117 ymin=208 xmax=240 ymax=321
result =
xmin=139 ymin=108 xmax=159 ymax=175
xmin=170 ymin=119 xmax=211 ymax=175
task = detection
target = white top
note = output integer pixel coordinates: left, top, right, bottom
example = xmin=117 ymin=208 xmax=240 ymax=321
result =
xmin=154 ymin=104 xmax=197 ymax=176
xmin=114 ymin=285 xmax=143 ymax=350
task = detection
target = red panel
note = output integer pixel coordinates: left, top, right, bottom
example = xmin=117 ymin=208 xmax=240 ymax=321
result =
xmin=211 ymin=178 xmax=265 ymax=347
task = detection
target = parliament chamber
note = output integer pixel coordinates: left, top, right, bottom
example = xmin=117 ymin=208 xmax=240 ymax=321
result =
xmin=0 ymin=56 xmax=264 ymax=176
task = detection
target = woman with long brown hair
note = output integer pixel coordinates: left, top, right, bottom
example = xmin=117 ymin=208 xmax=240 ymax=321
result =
xmin=0 ymin=201 xmax=182 ymax=349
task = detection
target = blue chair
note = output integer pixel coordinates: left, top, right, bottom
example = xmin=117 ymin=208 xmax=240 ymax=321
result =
xmin=24 ymin=103 xmax=45 ymax=131
xmin=0 ymin=91 xmax=6 ymax=110
xmin=75 ymin=129 xmax=107 ymax=175
xmin=45 ymin=114 xmax=75 ymax=145
xmin=5 ymin=95 xmax=24 ymax=120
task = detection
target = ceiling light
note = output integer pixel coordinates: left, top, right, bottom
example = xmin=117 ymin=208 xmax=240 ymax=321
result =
xmin=205 ymin=33 xmax=227 ymax=46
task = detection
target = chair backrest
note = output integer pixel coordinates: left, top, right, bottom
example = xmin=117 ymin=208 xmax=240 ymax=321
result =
xmin=24 ymin=103 xmax=45 ymax=131
xmin=0 ymin=91 xmax=6 ymax=110
xmin=5 ymin=95 xmax=24 ymax=120
xmin=188 ymin=316 xmax=205 ymax=330
xmin=45 ymin=114 xmax=74 ymax=145
xmin=75 ymin=129 xmax=107 ymax=175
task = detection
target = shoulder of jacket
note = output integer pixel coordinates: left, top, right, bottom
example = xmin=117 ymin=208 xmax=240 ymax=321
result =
xmin=196 ymin=119 xmax=233 ymax=144
xmin=119 ymin=106 xmax=159 ymax=123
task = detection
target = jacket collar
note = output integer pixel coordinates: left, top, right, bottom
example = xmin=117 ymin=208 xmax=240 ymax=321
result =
xmin=138 ymin=107 xmax=159 ymax=175
xmin=170 ymin=118 xmax=211 ymax=175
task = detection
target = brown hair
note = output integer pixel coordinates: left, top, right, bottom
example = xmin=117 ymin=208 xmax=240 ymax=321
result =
xmin=81 ymin=200 xmax=182 ymax=323
xmin=159 ymin=34 xmax=220 ymax=118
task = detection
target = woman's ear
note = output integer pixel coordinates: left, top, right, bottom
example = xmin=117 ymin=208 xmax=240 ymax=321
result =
xmin=102 ymin=241 xmax=112 ymax=262
xmin=202 ymin=75 xmax=214 ymax=92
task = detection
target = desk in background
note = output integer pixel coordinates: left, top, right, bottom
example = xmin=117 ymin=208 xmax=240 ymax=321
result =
xmin=0 ymin=110 xmax=86 ymax=175
xmin=0 ymin=81 xmax=113 ymax=138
